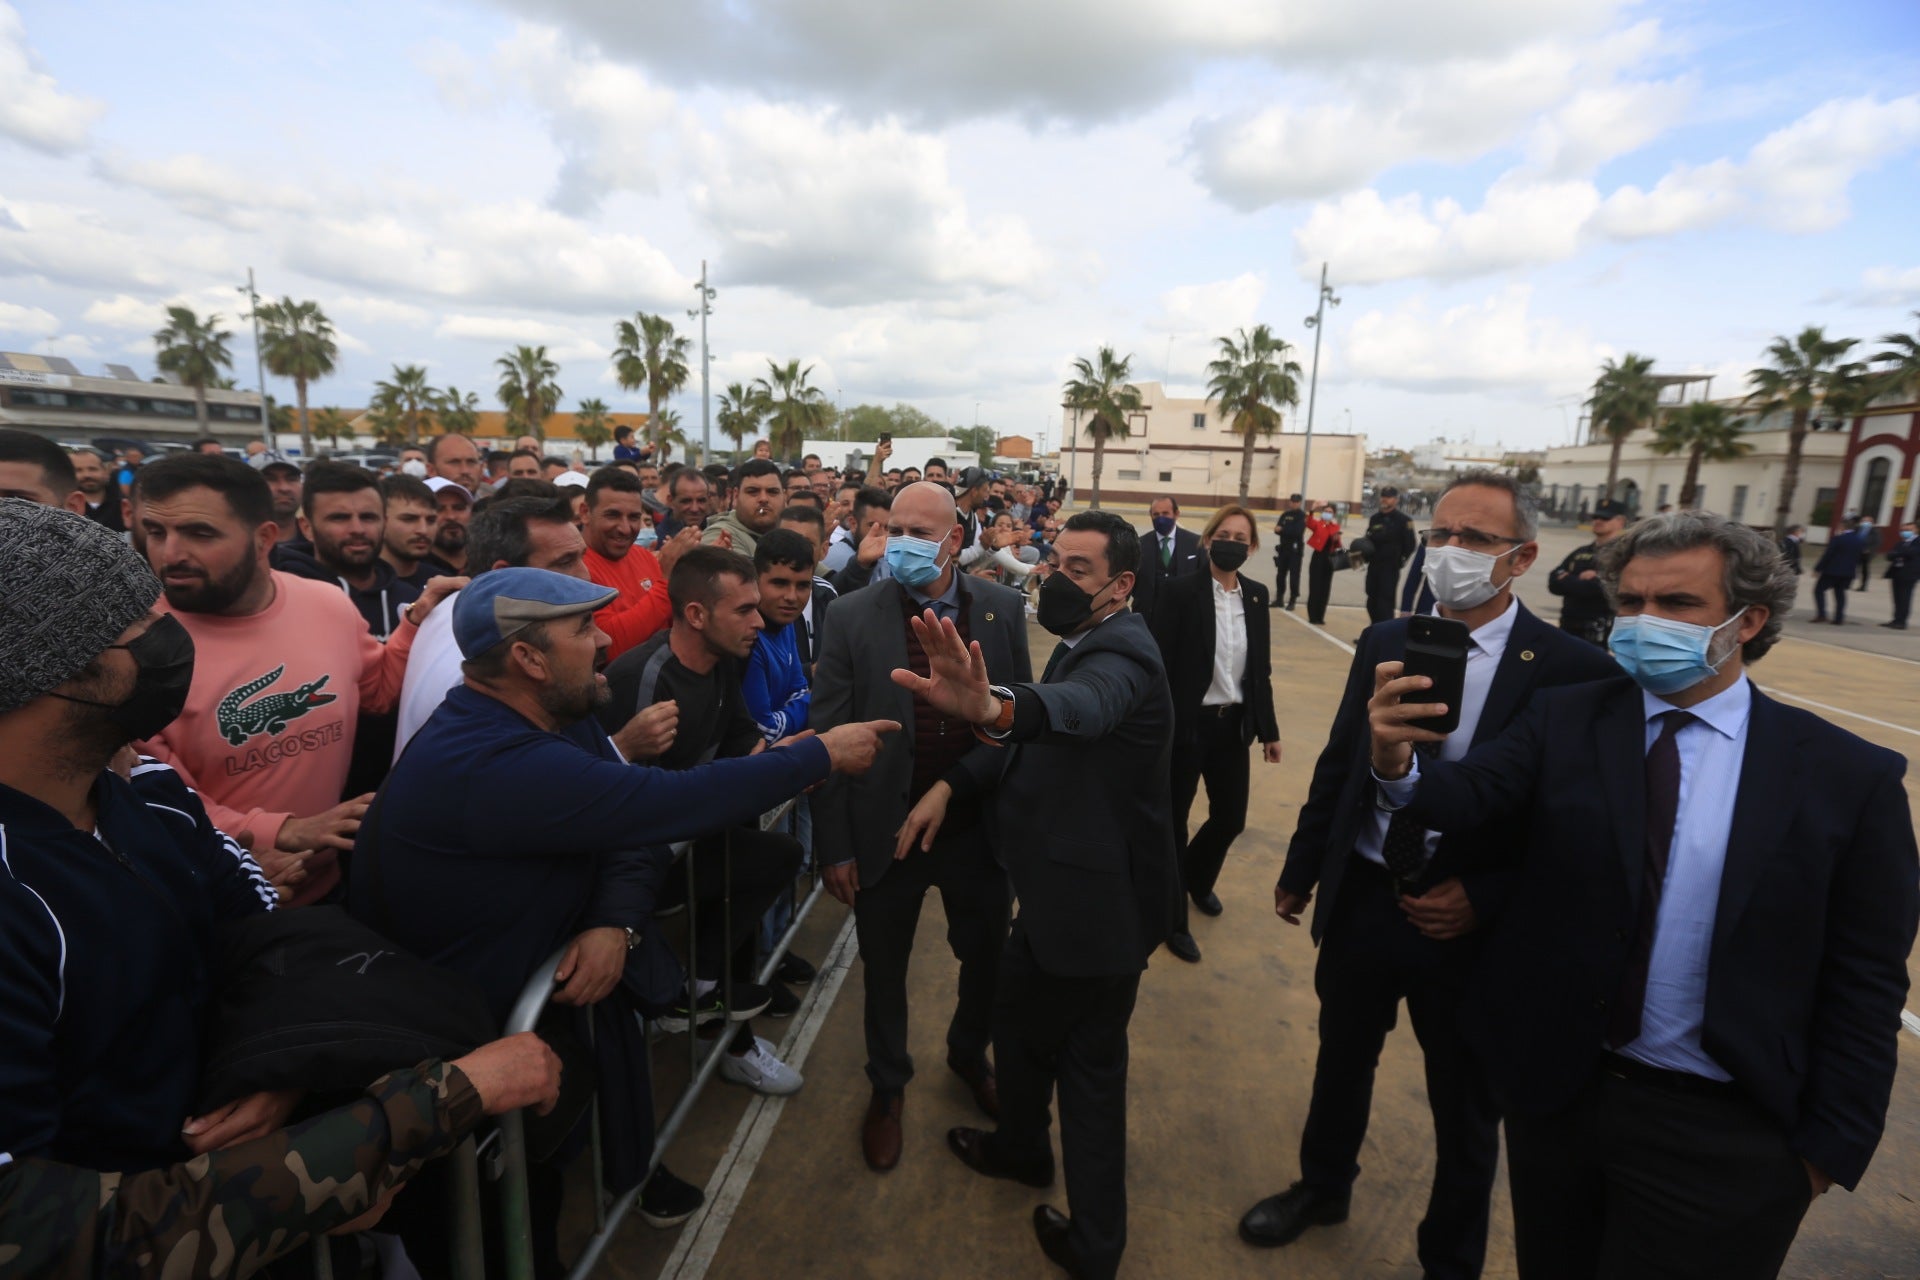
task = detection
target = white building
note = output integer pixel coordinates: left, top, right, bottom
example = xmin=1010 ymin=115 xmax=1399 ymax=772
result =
xmin=1409 ymin=438 xmax=1516 ymax=473
xmin=1058 ymin=381 xmax=1366 ymax=510
xmin=0 ymin=352 xmax=265 ymax=446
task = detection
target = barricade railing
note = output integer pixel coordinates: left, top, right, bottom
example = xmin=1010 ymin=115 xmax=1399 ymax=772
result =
xmin=461 ymin=796 xmax=813 ymax=1280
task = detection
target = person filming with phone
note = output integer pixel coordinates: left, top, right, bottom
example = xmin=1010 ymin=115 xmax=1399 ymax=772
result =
xmin=1362 ymin=509 xmax=1918 ymax=1280
xmin=1242 ymin=471 xmax=1617 ymax=1277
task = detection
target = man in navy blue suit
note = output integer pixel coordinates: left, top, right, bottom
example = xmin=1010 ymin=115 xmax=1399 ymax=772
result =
xmin=1810 ymin=517 xmax=1867 ymax=624
xmin=1369 ymin=510 xmax=1918 ymax=1280
xmin=1241 ymin=471 xmax=1616 ymax=1279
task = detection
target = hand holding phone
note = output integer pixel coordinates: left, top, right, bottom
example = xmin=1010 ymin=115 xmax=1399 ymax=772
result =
xmin=1399 ymin=615 xmax=1469 ymax=735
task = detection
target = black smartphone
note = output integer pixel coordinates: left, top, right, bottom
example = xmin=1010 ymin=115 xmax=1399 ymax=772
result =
xmin=1400 ymin=615 xmax=1469 ymax=735
xmin=878 ymin=432 xmax=892 ymax=446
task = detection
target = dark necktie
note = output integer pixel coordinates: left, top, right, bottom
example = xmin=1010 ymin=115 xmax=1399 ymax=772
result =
xmin=1042 ymin=640 xmax=1070 ymax=681
xmin=1379 ymin=749 xmax=1432 ymax=891
xmin=1607 ymin=709 xmax=1694 ymax=1049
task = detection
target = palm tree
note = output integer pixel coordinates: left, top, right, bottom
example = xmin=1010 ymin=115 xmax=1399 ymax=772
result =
xmin=496 ymin=345 xmax=564 ymax=441
xmin=365 ymin=404 xmax=407 ymax=450
xmin=256 ymin=297 xmax=337 ymax=457
xmin=612 ymin=313 xmax=691 ymax=450
xmin=1061 ymin=346 xmax=1143 ymax=508
xmin=716 ymin=380 xmax=764 ymax=460
xmin=1206 ymin=324 xmax=1302 ymax=501
xmin=312 ymin=407 xmax=349 ymax=452
xmin=653 ymin=407 xmax=689 ymax=460
xmin=1746 ymin=326 xmax=1863 ymax=537
xmin=436 ymin=386 xmax=481 ymax=436
xmin=1869 ymin=312 xmax=1920 ymax=403
xmin=752 ymin=359 xmax=831 ymax=460
xmin=373 ymin=364 xmax=436 ymax=445
xmin=574 ymin=397 xmax=613 ymax=460
xmin=152 ymin=306 xmax=233 ymax=432
xmin=1648 ymin=402 xmax=1751 ymax=510
xmin=1587 ymin=353 xmax=1659 ymax=502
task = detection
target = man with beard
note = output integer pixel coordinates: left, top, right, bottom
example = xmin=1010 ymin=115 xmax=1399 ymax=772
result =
xmin=381 ymin=472 xmax=445 ymax=590
xmin=702 ymin=459 xmax=784 ymax=556
xmin=426 ymin=475 xmax=474 ymax=574
xmin=584 ymin=467 xmax=700 ymax=660
xmin=132 ymin=454 xmax=459 ymax=905
xmin=252 ymin=452 xmax=304 ymax=546
xmin=428 ymin=431 xmax=486 ymax=495
xmin=280 ymin=462 xmax=421 ymax=639
xmin=68 ymin=446 xmax=125 ymax=532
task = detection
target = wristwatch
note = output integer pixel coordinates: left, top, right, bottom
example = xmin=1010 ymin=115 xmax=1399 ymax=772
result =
xmin=973 ymin=684 xmax=1018 ymax=745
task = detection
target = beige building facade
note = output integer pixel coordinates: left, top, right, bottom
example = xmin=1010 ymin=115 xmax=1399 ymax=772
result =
xmin=1059 ymin=381 xmax=1366 ymax=510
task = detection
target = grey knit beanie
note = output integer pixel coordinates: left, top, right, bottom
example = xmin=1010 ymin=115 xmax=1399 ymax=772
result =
xmin=0 ymin=498 xmax=162 ymax=712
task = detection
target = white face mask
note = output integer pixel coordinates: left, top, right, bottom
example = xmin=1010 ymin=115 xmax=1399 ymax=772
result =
xmin=1422 ymin=543 xmax=1522 ymax=610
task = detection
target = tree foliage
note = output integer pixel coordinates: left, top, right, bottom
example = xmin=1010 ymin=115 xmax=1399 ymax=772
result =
xmin=152 ymin=306 xmax=233 ymax=432
xmin=257 ymin=297 xmax=337 ymax=457
xmin=496 ymin=345 xmax=564 ymax=440
xmin=1062 ymin=346 xmax=1142 ymax=508
xmin=1207 ymin=324 xmax=1302 ymax=501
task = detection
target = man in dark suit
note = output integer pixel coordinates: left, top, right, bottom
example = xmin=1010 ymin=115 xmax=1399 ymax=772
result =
xmin=812 ymin=481 xmax=1032 ymax=1171
xmin=1369 ymin=510 xmax=1918 ymax=1279
xmin=1149 ymin=506 xmax=1282 ymax=964
xmin=1881 ymin=519 xmax=1920 ymax=629
xmin=1133 ymin=494 xmax=1204 ymax=620
xmin=1246 ymin=472 xmax=1618 ymax=1278
xmin=1362 ymin=485 xmax=1417 ymax=624
xmin=895 ymin=510 xmax=1177 ymax=1280
xmin=1777 ymin=524 xmax=1805 ymax=577
xmin=1273 ymin=494 xmax=1306 ymax=610
xmin=1811 ymin=519 xmax=1866 ymax=624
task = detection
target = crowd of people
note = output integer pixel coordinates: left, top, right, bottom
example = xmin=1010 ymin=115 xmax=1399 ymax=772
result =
xmin=0 ymin=420 xmax=1915 ymax=1280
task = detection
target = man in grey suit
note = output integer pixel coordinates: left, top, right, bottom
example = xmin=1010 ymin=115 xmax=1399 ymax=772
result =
xmin=813 ymin=482 xmax=1033 ymax=1172
xmin=896 ymin=509 xmax=1178 ymax=1280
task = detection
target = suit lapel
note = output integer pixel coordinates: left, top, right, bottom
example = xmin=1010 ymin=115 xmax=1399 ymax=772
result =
xmin=1473 ymin=602 xmax=1545 ymax=745
xmin=1711 ymin=690 xmax=1796 ymax=954
xmin=872 ymin=586 xmax=916 ymax=728
xmin=1595 ymin=685 xmax=1648 ymax=902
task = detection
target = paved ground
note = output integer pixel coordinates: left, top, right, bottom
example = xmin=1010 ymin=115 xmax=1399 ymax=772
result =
xmin=560 ymin=512 xmax=1920 ymax=1280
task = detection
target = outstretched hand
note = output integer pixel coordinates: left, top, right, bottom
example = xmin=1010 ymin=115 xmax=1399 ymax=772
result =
xmin=890 ymin=609 xmax=995 ymax=725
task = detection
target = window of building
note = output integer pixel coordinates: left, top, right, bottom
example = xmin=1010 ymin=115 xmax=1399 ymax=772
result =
xmin=1862 ymin=457 xmax=1891 ymax=522
xmin=1117 ymin=469 xmax=1141 ymax=481
xmin=1191 ymin=412 xmax=1206 ymax=431
xmin=1159 ymin=471 xmax=1173 ymax=482
xmin=1693 ymin=486 xmax=1705 ymax=511
xmin=1812 ymin=487 xmax=1837 ymax=525
xmin=1730 ymin=484 xmax=1749 ymax=521
xmin=1655 ymin=483 xmax=1669 ymax=508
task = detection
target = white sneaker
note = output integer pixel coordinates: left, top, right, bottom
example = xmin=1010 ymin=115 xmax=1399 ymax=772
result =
xmin=717 ymin=1036 xmax=804 ymax=1096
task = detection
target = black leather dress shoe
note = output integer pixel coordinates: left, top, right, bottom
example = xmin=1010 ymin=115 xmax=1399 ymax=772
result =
xmin=1192 ymin=890 xmax=1223 ymax=917
xmin=1239 ymin=1181 xmax=1350 ymax=1247
xmin=1166 ymin=931 xmax=1202 ymax=963
xmin=1032 ymin=1204 xmax=1081 ymax=1276
xmin=946 ymin=1127 xmax=1054 ymax=1187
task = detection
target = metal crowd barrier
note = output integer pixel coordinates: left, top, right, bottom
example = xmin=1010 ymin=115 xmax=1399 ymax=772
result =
xmin=341 ymin=796 xmax=818 ymax=1280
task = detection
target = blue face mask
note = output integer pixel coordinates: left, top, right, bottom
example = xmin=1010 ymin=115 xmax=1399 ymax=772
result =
xmin=1151 ymin=514 xmax=1177 ymax=537
xmin=1609 ymin=608 xmax=1747 ymax=696
xmin=885 ymin=534 xmax=947 ymax=587
xmin=635 ymin=527 xmax=659 ymax=549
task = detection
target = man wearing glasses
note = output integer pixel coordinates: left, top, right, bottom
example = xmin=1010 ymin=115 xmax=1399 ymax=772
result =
xmin=1245 ymin=471 xmax=1617 ymax=1278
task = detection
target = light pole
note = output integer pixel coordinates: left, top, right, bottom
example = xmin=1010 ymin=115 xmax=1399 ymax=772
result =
xmin=238 ymin=268 xmax=274 ymax=452
xmin=688 ymin=260 xmax=715 ymax=466
xmin=1300 ymin=261 xmax=1340 ymax=501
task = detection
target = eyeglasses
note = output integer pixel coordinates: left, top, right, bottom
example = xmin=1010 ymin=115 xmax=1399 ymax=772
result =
xmin=1422 ymin=526 xmax=1520 ymax=552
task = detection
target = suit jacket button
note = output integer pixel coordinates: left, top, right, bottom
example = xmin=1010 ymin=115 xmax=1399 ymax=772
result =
xmin=1592 ymin=997 xmax=1607 ymax=1010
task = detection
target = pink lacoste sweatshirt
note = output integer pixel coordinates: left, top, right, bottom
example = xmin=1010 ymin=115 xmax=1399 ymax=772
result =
xmin=140 ymin=570 xmax=418 ymax=904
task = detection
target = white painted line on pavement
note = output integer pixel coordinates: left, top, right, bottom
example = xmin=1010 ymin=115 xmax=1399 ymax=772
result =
xmin=1904 ymin=1009 xmax=1920 ymax=1040
xmin=1274 ymin=604 xmax=1359 ymax=657
xmin=658 ymin=910 xmax=861 ymax=1280
xmin=1780 ymin=632 xmax=1920 ymax=669
xmin=1756 ymin=687 xmax=1920 ymax=740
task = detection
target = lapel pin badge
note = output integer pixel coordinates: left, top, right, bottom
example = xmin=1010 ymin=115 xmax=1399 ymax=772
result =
xmin=1520 ymin=649 xmax=1536 ymax=661
xmin=985 ymin=612 xmax=995 ymax=622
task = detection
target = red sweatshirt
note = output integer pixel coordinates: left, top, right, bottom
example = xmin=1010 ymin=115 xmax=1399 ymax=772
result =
xmin=585 ymin=544 xmax=672 ymax=660
xmin=139 ymin=571 xmax=417 ymax=903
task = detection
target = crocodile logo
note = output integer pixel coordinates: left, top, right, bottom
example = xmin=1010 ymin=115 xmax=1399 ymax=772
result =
xmin=217 ymin=665 xmax=337 ymax=746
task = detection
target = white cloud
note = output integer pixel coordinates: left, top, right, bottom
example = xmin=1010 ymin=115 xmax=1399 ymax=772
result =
xmin=0 ymin=198 xmax=227 ymax=290
xmin=1157 ymin=274 xmax=1265 ymax=334
xmin=93 ymin=150 xmax=315 ymax=230
xmin=0 ymin=300 xmax=58 ymax=336
xmin=1742 ymin=94 xmax=1920 ymax=233
xmin=434 ymin=314 xmax=605 ymax=363
xmin=686 ymin=104 xmax=1048 ymax=306
xmin=1342 ymin=285 xmax=1605 ymax=394
xmin=32 ymin=332 xmax=103 ymax=360
xmin=1824 ymin=266 xmax=1920 ymax=309
xmin=1527 ymin=76 xmax=1695 ymax=175
xmin=286 ymin=201 xmax=688 ymax=314
xmin=81 ymin=288 xmax=248 ymax=332
xmin=1295 ymin=178 xmax=1600 ymax=284
xmin=0 ymin=3 xmax=102 ymax=154
xmin=329 ymin=295 xmax=431 ymax=328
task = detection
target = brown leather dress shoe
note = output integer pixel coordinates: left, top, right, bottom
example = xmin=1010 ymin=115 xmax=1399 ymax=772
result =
xmin=863 ymin=1091 xmax=903 ymax=1171
xmin=1032 ymin=1204 xmax=1081 ymax=1276
xmin=948 ymin=1054 xmax=1000 ymax=1120
xmin=946 ymin=1126 xmax=1054 ymax=1187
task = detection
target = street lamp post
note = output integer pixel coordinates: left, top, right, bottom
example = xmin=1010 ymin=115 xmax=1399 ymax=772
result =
xmin=1300 ymin=261 xmax=1340 ymax=501
xmin=689 ymin=260 xmax=715 ymax=466
xmin=239 ymin=268 xmax=274 ymax=452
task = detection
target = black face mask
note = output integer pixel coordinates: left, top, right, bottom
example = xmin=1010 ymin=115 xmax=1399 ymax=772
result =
xmin=1037 ymin=571 xmax=1117 ymax=637
xmin=1208 ymin=540 xmax=1249 ymax=571
xmin=49 ymin=614 xmax=196 ymax=742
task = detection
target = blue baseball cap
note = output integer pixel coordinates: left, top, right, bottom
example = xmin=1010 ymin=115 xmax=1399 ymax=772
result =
xmin=452 ymin=567 xmax=616 ymax=660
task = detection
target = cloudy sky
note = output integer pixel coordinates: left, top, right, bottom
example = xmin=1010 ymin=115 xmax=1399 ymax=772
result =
xmin=1 ymin=0 xmax=1916 ymax=452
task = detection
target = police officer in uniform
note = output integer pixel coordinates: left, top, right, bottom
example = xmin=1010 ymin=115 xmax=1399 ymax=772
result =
xmin=1362 ymin=486 xmax=1416 ymax=624
xmin=1273 ymin=494 xmax=1306 ymax=610
xmin=1546 ymin=497 xmax=1629 ymax=645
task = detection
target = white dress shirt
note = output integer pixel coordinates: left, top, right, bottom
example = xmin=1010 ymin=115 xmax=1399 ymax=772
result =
xmin=393 ymin=590 xmax=464 ymax=759
xmin=1620 ymin=678 xmax=1751 ymax=1080
xmin=1203 ymin=575 xmax=1247 ymax=707
xmin=1357 ymin=595 xmax=1517 ymax=869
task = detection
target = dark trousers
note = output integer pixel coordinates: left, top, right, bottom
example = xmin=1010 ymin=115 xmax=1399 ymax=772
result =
xmin=1275 ymin=541 xmax=1303 ymax=606
xmin=991 ymin=924 xmax=1140 ymax=1280
xmin=1298 ymin=857 xmax=1500 ymax=1280
xmin=1857 ymin=555 xmax=1872 ymax=591
xmin=1892 ymin=577 xmax=1915 ymax=625
xmin=853 ymin=820 xmax=1009 ymax=1093
xmin=1308 ymin=551 xmax=1337 ymax=624
xmin=1505 ymin=1067 xmax=1813 ymax=1280
xmin=1170 ymin=706 xmax=1249 ymax=933
xmin=1365 ymin=560 xmax=1400 ymax=624
xmin=1813 ymin=573 xmax=1851 ymax=622
xmin=660 ymin=826 xmax=802 ymax=984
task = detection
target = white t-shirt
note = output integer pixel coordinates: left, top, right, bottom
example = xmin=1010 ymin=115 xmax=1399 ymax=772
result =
xmin=392 ymin=590 xmax=465 ymax=760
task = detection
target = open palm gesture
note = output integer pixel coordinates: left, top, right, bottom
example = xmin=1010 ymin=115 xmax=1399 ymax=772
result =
xmin=890 ymin=609 xmax=996 ymax=725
